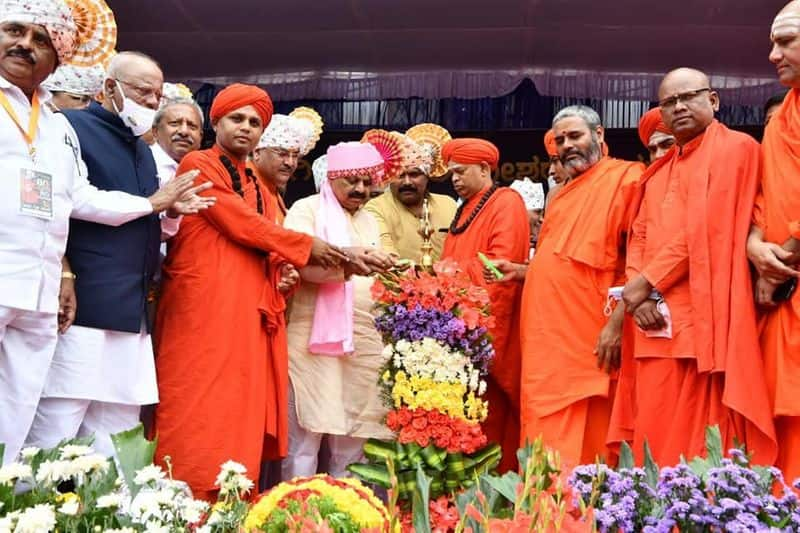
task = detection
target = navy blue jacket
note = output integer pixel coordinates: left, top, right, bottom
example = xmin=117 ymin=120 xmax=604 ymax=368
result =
xmin=65 ymin=102 xmax=161 ymax=333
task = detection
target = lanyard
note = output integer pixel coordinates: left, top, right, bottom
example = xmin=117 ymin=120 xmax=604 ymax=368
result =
xmin=0 ymin=90 xmax=40 ymax=159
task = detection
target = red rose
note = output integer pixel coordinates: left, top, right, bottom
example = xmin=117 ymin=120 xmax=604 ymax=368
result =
xmin=399 ymin=426 xmax=417 ymax=444
xmin=397 ymin=408 xmax=413 ymax=426
xmin=386 ymin=410 xmax=400 ymax=430
xmin=415 ymin=432 xmax=430 ymax=447
xmin=411 ymin=416 xmax=428 ymax=430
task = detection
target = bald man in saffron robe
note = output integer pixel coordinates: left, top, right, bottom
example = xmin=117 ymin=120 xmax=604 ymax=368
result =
xmin=519 ymin=105 xmax=644 ymax=469
xmin=153 ymin=84 xmax=346 ymax=499
xmin=441 ymin=138 xmax=530 ymax=472
xmin=747 ymin=1 xmax=800 ymax=481
xmin=623 ymin=69 xmax=777 ymax=466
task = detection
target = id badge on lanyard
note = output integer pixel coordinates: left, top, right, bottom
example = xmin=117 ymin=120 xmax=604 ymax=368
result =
xmin=19 ymin=168 xmax=54 ymax=219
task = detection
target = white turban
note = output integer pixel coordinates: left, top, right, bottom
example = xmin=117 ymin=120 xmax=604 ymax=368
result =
xmin=0 ymin=0 xmax=77 ymax=64
xmin=312 ymin=154 xmax=328 ymax=192
xmin=257 ymin=114 xmax=317 ymax=156
xmin=510 ymin=178 xmax=545 ymax=211
xmin=42 ymin=63 xmax=105 ymax=96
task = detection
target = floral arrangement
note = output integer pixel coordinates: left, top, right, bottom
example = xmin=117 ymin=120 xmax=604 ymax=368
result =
xmin=569 ymin=426 xmax=800 ymax=532
xmin=350 ymin=260 xmax=501 ymax=502
xmin=243 ymin=474 xmax=391 ymax=532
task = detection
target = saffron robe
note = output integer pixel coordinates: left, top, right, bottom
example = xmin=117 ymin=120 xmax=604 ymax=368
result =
xmin=755 ymin=89 xmax=800 ymax=479
xmin=442 ymin=185 xmax=530 ymax=472
xmin=153 ymin=144 xmax=313 ymax=499
xmin=520 ymin=157 xmax=643 ymax=469
xmin=625 ymin=121 xmax=777 ymax=466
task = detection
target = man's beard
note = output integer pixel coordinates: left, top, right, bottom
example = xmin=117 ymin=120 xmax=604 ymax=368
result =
xmin=562 ymin=140 xmax=602 ymax=178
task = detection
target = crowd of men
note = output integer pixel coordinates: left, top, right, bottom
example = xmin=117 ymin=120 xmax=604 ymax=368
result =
xmin=3 ymin=0 xmax=800 ymax=502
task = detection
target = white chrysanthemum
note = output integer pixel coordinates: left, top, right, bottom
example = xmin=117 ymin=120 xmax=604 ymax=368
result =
xmin=478 ymin=380 xmax=487 ymax=396
xmin=130 ymin=491 xmax=162 ymax=522
xmin=219 ymin=460 xmax=247 ymax=475
xmin=381 ymin=344 xmax=393 ymax=358
xmin=0 ymin=463 xmax=32 ymax=485
xmin=143 ymin=521 xmax=170 ymax=533
xmin=96 ymin=494 xmax=124 ymax=509
xmin=59 ymin=444 xmax=94 ymax=460
xmin=0 ymin=511 xmax=17 ymax=533
xmin=19 ymin=447 xmax=40 ymax=462
xmin=395 ymin=339 xmax=411 ymax=353
xmin=58 ymin=499 xmax=80 ymax=516
xmin=179 ymin=499 xmax=209 ymax=524
xmin=133 ymin=465 xmax=166 ymax=486
xmin=206 ymin=511 xmax=223 ymax=526
xmin=14 ymin=504 xmax=56 ymax=533
xmin=71 ymin=454 xmax=110 ymax=475
xmin=35 ymin=460 xmax=72 ymax=485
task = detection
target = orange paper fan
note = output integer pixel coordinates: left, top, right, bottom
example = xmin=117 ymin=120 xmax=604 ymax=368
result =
xmin=361 ymin=129 xmax=406 ymax=182
xmin=65 ymin=0 xmax=117 ymax=68
xmin=406 ymin=123 xmax=452 ymax=177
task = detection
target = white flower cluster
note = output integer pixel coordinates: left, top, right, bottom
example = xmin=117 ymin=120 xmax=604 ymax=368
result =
xmin=127 ymin=464 xmax=209 ymax=528
xmin=214 ymin=460 xmax=253 ymax=496
xmin=386 ymin=338 xmax=486 ymax=393
xmin=0 ymin=504 xmax=56 ymax=533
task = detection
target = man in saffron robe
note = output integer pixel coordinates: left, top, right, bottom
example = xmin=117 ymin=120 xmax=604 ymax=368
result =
xmin=519 ymin=105 xmax=644 ymax=469
xmin=153 ymin=84 xmax=347 ymax=500
xmin=638 ymin=108 xmax=676 ymax=164
xmin=746 ymin=1 xmax=800 ymax=480
xmin=440 ymin=138 xmax=530 ymax=472
xmin=543 ymin=129 xmax=568 ymax=208
xmin=623 ymin=68 xmax=777 ymax=466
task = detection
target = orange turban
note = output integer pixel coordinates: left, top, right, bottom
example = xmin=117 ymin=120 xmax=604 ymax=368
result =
xmin=441 ymin=138 xmax=500 ymax=170
xmin=638 ymin=108 xmax=671 ymax=147
xmin=210 ymin=83 xmax=274 ymax=126
xmin=543 ymin=129 xmax=558 ymax=157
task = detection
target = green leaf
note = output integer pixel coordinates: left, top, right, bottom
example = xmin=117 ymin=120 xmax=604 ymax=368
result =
xmin=643 ymin=441 xmax=659 ymax=489
xmin=704 ymin=425 xmax=723 ymax=467
xmin=618 ymin=441 xmax=635 ymax=470
xmin=0 ymin=443 xmax=4 ymax=466
xmin=412 ymin=464 xmax=432 ymax=533
xmin=110 ymin=423 xmax=157 ymax=498
xmin=516 ymin=440 xmax=534 ymax=472
xmin=480 ymin=471 xmax=522 ymax=503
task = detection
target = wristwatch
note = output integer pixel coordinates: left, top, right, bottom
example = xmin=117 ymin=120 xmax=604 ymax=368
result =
xmin=61 ymin=271 xmax=77 ymax=280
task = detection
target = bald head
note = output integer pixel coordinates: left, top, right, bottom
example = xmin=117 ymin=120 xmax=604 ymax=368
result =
xmin=657 ymin=68 xmax=718 ymax=146
xmin=103 ymin=51 xmax=164 ymax=113
xmin=771 ymin=1 xmax=800 ymax=88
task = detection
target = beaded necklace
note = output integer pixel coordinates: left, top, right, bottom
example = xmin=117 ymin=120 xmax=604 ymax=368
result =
xmin=219 ymin=155 xmax=263 ymax=214
xmin=449 ymin=183 xmax=498 ymax=235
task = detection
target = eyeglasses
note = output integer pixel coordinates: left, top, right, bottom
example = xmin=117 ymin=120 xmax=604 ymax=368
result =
xmin=267 ymin=147 xmax=301 ymax=160
xmin=658 ymin=88 xmax=712 ymax=109
xmin=116 ymin=78 xmax=162 ymax=103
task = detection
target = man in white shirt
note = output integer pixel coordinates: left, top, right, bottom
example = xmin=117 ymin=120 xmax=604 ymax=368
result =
xmin=0 ymin=0 xmax=211 ymax=464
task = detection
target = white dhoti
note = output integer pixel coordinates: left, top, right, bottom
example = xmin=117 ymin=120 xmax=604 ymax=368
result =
xmin=281 ymin=387 xmax=366 ymax=480
xmin=0 ymin=306 xmax=58 ymax=465
xmin=25 ymin=321 xmax=158 ymax=457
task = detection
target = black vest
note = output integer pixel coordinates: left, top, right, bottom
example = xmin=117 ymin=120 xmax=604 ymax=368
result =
xmin=65 ymin=102 xmax=161 ymax=333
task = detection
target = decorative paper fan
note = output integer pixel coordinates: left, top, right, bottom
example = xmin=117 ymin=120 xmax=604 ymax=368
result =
xmin=64 ymin=0 xmax=118 ymax=68
xmin=406 ymin=123 xmax=452 ymax=178
xmin=361 ymin=129 xmax=406 ymax=182
xmin=289 ymin=107 xmax=324 ymax=151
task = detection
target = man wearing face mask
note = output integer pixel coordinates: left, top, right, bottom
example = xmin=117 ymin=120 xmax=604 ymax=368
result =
xmin=24 ymin=50 xmax=213 ymax=457
xmin=365 ymin=133 xmax=456 ymax=263
xmin=518 ymin=106 xmax=644 ymax=469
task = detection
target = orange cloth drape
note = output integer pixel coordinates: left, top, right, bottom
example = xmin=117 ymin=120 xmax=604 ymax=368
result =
xmin=520 ymin=156 xmax=643 ymax=467
xmin=756 ymin=88 xmax=800 ymax=479
xmin=622 ymin=120 xmax=777 ymax=466
xmin=442 ymin=186 xmax=530 ymax=472
xmin=154 ymin=144 xmax=312 ymax=498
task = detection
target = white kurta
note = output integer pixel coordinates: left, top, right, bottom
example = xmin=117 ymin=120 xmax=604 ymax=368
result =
xmin=0 ymin=77 xmax=154 ymax=464
xmin=284 ymin=195 xmax=393 ymax=440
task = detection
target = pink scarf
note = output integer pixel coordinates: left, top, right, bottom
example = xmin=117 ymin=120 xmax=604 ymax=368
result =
xmin=308 ymin=179 xmax=355 ymax=356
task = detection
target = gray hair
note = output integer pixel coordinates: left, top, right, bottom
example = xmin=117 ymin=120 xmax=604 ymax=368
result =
xmin=153 ymin=98 xmax=204 ymax=128
xmin=552 ymin=105 xmax=602 ymax=130
xmin=106 ymin=51 xmax=162 ymax=79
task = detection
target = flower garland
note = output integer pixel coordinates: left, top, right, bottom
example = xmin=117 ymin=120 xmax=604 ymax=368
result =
xmin=243 ymin=474 xmax=390 ymax=532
